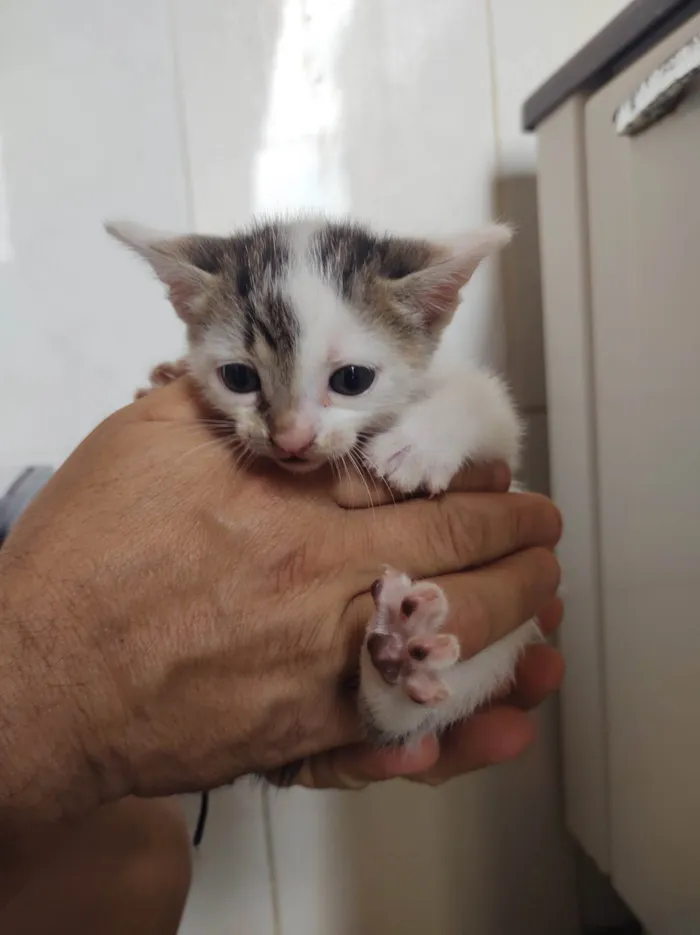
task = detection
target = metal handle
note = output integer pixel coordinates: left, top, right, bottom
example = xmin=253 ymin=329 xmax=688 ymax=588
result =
xmin=614 ymin=34 xmax=700 ymax=136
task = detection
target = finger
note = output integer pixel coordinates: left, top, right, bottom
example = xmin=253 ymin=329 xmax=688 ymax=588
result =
xmin=345 ymin=546 xmax=560 ymax=661
xmin=347 ymin=491 xmax=562 ymax=584
xmin=506 ymin=644 xmax=565 ymax=709
xmin=124 ymin=376 xmax=209 ymax=424
xmin=535 ymin=596 xmax=564 ymax=637
xmin=449 ymin=461 xmax=511 ymax=494
xmin=293 ymin=735 xmax=441 ymax=789
xmin=442 ymin=548 xmax=561 ymax=657
xmin=332 ymin=461 xmax=511 ymax=508
xmin=413 ymin=707 xmax=537 ymax=785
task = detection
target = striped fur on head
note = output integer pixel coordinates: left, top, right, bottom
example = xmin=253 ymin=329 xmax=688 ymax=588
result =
xmin=106 ymin=215 xmax=511 ymax=471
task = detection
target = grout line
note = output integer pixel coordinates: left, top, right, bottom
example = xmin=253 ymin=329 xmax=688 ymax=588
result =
xmin=576 ymin=98 xmax=613 ymax=871
xmin=484 ymin=0 xmax=517 ymax=386
xmin=261 ymin=785 xmax=283 ymax=935
xmin=484 ymin=0 xmax=503 ymax=169
xmin=165 ymin=0 xmax=197 ymax=230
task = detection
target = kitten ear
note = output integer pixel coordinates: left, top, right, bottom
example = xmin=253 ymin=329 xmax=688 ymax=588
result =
xmin=393 ymin=223 xmax=513 ymax=329
xmin=105 ymin=220 xmax=222 ymax=324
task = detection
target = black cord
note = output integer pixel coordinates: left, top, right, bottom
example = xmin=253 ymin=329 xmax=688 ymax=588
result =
xmin=193 ymin=791 xmax=209 ymax=847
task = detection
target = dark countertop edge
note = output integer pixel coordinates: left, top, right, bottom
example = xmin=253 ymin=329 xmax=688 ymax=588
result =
xmin=523 ymin=0 xmax=700 ymax=131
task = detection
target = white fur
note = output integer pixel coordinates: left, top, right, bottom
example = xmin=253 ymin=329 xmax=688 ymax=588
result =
xmin=364 ymin=354 xmax=522 ymax=494
xmin=358 ymin=317 xmax=542 ymax=743
xmin=360 ymin=621 xmax=541 ymax=741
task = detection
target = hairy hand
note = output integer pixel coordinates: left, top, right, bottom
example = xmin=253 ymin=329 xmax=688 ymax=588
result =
xmin=288 ymin=600 xmax=564 ymax=789
xmin=0 ymin=377 xmax=561 ymax=822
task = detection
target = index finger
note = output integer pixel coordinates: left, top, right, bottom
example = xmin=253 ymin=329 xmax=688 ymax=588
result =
xmin=346 ymin=491 xmax=562 ymax=584
xmin=333 ymin=461 xmax=512 ymax=507
xmin=116 ymin=376 xmax=208 ymax=425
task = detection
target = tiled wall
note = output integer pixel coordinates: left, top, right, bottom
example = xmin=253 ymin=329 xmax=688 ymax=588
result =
xmin=0 ymin=1 xmax=628 ymax=933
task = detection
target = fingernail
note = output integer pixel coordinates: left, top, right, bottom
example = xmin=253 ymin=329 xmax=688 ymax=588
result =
xmin=493 ymin=461 xmax=511 ymax=490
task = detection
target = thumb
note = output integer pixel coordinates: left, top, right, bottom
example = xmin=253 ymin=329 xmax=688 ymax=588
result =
xmin=289 ymin=736 xmax=440 ymax=790
xmin=333 ymin=460 xmax=511 ymax=508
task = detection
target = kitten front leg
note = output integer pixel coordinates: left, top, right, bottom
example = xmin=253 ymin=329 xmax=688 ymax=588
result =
xmin=364 ymin=369 xmax=521 ymax=496
xmin=359 ymin=369 xmax=537 ymax=744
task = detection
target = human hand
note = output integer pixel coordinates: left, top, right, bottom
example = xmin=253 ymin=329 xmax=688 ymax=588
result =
xmin=0 ymin=377 xmax=561 ymax=823
xmin=286 ymin=599 xmax=564 ymax=789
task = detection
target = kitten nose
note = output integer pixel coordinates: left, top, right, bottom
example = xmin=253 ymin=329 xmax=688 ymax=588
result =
xmin=273 ymin=423 xmax=316 ymax=456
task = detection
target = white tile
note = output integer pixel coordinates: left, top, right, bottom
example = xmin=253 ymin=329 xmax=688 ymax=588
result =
xmin=489 ymin=0 xmax=631 ymax=169
xmin=0 ymin=0 xmax=188 ymax=466
xmin=270 ymin=701 xmax=577 ymax=935
xmin=172 ymin=0 xmax=507 ymax=369
xmin=268 ymin=783 xmax=454 ymax=935
xmin=489 ymin=0 xmax=629 ymax=409
xmin=179 ymin=786 xmax=275 ymax=935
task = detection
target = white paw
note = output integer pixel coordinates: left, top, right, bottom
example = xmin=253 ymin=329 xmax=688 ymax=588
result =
xmin=359 ymin=568 xmax=542 ymax=745
xmin=364 ymin=427 xmax=462 ymax=496
xmin=359 ymin=568 xmax=460 ymax=743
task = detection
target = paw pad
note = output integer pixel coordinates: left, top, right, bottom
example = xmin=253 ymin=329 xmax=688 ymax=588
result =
xmin=365 ymin=567 xmax=457 ymax=706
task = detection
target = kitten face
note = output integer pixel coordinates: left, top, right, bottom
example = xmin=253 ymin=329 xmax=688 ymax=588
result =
xmin=106 ymin=215 xmax=512 ymax=472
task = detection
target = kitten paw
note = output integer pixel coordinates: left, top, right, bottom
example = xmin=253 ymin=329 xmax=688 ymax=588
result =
xmin=134 ymin=359 xmax=188 ymax=401
xmin=359 ymin=567 xmax=541 ymax=744
xmin=363 ymin=568 xmax=458 ymax=717
xmin=364 ymin=429 xmax=461 ymax=496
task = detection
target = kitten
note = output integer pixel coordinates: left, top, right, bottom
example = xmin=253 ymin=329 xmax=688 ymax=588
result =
xmin=106 ymin=215 xmax=540 ymax=746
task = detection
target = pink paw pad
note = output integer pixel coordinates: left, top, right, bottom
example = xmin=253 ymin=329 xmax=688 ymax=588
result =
xmin=405 ymin=671 xmax=450 ymax=706
xmin=366 ymin=568 xmax=458 ymax=705
xmin=407 ymin=633 xmax=460 ymax=669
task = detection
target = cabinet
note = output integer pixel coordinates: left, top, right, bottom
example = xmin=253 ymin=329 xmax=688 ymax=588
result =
xmin=527 ymin=3 xmax=700 ymax=932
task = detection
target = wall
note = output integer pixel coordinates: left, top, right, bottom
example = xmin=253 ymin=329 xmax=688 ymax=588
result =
xmin=0 ymin=0 xmax=629 ymax=933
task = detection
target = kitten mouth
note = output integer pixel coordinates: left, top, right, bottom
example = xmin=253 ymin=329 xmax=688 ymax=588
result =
xmin=275 ymin=455 xmax=323 ymax=474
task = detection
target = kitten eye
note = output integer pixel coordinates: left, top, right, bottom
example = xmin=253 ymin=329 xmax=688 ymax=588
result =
xmin=219 ymin=363 xmax=261 ymax=394
xmin=328 ymin=365 xmax=375 ymax=396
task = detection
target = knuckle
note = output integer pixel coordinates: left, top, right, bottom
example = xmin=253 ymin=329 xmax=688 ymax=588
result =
xmin=527 ymin=546 xmax=562 ymax=595
xmin=551 ymin=502 xmax=564 ymax=542
xmin=270 ymin=539 xmax=312 ymax=591
xmin=518 ymin=493 xmax=563 ymax=547
xmin=269 ymin=518 xmax=339 ymax=593
xmin=437 ymin=499 xmax=480 ymax=567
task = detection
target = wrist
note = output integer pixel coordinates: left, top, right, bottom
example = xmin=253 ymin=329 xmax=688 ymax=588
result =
xmin=0 ymin=551 xmax=128 ymax=825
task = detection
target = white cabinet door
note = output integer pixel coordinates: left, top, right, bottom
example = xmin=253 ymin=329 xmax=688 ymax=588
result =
xmin=585 ymin=13 xmax=700 ymax=933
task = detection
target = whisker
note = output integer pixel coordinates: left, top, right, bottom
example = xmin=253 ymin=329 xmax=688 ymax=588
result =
xmin=338 ymin=455 xmax=353 ymax=499
xmin=170 ymin=434 xmax=241 ymax=468
xmin=329 ymin=457 xmax=340 ymax=486
xmin=360 ymin=449 xmax=397 ymax=506
xmin=347 ymin=450 xmax=377 ymax=515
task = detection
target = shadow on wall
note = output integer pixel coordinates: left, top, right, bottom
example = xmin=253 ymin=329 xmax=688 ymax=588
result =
xmin=495 ymin=170 xmax=551 ymax=495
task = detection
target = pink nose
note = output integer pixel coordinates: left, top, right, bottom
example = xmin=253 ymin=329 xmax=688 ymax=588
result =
xmin=273 ymin=424 xmax=316 ymax=456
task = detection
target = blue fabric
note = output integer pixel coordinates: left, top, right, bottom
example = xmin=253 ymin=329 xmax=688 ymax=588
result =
xmin=0 ymin=466 xmax=54 ymax=546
